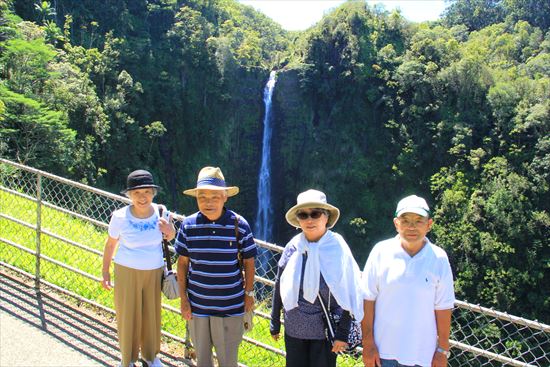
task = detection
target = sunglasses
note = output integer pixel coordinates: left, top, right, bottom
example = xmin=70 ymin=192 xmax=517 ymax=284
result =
xmin=296 ymin=209 xmax=327 ymax=220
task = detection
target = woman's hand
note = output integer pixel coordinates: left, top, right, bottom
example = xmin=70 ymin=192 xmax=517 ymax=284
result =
xmin=101 ymin=270 xmax=113 ymax=290
xmin=101 ymin=237 xmax=117 ymax=290
xmin=159 ymin=212 xmax=176 ymax=241
xmin=332 ymin=340 xmax=348 ymax=354
xmin=271 ymin=333 xmax=280 ymax=341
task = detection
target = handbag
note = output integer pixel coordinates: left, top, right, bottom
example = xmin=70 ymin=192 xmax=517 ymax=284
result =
xmin=159 ymin=206 xmax=180 ymax=300
xmin=234 ymin=214 xmax=254 ymax=333
xmin=318 ymin=291 xmax=362 ymax=353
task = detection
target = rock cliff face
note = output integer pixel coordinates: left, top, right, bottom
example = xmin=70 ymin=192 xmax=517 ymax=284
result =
xmin=222 ymin=68 xmax=270 ymax=217
xmin=269 ymin=68 xmax=317 ymax=243
xmin=259 ymin=67 xmax=391 ymax=255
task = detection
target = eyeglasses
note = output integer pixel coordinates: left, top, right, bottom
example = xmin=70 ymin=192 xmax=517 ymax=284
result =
xmin=296 ymin=209 xmax=327 ymax=220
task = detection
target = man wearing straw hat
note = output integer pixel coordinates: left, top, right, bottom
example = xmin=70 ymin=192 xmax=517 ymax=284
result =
xmin=175 ymin=166 xmax=257 ymax=367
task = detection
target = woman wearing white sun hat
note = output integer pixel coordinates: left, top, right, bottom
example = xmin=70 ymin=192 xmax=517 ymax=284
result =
xmin=270 ymin=189 xmax=364 ymax=367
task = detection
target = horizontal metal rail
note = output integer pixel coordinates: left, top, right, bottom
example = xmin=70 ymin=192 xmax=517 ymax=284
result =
xmin=41 ymin=200 xmax=110 ymax=229
xmin=0 ymin=185 xmax=38 ymax=202
xmin=455 ymin=300 xmax=550 ymax=333
xmin=450 ymin=339 xmax=535 ymax=367
xmin=0 ymin=236 xmax=36 ymax=255
xmin=0 ymin=213 xmax=36 ymax=230
xmin=41 ymin=229 xmax=103 ymax=256
xmin=255 ymin=239 xmax=282 ymax=253
xmin=0 ymin=158 xmax=132 ymax=203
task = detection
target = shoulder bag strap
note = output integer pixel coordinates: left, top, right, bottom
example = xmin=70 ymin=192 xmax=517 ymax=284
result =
xmin=318 ymin=293 xmax=336 ymax=339
xmin=234 ymin=213 xmax=243 ymax=276
xmin=158 ymin=205 xmax=172 ymax=272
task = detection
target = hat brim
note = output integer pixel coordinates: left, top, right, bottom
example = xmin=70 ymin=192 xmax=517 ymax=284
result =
xmin=121 ymin=184 xmax=161 ymax=195
xmin=285 ymin=202 xmax=340 ymax=229
xmin=183 ymin=185 xmax=239 ymax=197
xmin=395 ymin=208 xmax=430 ymax=218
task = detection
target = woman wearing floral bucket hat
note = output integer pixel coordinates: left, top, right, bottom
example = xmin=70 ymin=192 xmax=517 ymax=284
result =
xmin=101 ymin=170 xmax=176 ymax=367
xmin=270 ymin=189 xmax=365 ymax=367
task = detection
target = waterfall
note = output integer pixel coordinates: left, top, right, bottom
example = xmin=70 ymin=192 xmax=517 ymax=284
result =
xmin=254 ymin=71 xmax=277 ymax=243
xmin=254 ymin=71 xmax=276 ymax=295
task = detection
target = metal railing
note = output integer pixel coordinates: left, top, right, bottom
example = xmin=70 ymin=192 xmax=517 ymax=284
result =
xmin=1 ymin=158 xmax=548 ymax=366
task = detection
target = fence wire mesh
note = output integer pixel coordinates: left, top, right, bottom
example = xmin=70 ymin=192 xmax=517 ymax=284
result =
xmin=1 ymin=158 xmax=548 ymax=367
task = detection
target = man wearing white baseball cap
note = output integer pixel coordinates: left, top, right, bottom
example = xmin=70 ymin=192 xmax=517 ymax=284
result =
xmin=361 ymin=195 xmax=455 ymax=367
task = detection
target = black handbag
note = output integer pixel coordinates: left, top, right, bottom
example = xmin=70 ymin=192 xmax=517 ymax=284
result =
xmin=318 ymin=291 xmax=362 ymax=353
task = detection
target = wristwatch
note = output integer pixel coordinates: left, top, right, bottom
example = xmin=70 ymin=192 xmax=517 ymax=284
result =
xmin=244 ymin=290 xmax=255 ymax=297
xmin=436 ymin=346 xmax=450 ymax=358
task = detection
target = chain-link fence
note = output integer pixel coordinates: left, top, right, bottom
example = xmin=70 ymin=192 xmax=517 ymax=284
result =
xmin=1 ymin=158 xmax=548 ymax=366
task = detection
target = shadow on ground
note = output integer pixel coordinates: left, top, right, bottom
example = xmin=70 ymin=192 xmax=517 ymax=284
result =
xmin=0 ymin=270 xmax=190 ymax=367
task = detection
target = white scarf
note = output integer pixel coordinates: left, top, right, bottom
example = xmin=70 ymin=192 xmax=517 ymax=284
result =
xmin=279 ymin=230 xmax=365 ymax=320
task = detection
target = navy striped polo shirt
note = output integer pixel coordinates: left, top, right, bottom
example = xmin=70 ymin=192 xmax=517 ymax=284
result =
xmin=174 ymin=208 xmax=257 ymax=317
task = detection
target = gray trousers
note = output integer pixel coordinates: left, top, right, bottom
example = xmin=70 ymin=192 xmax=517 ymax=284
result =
xmin=188 ymin=315 xmax=244 ymax=367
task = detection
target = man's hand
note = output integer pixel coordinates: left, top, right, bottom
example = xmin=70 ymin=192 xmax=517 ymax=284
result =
xmin=432 ymin=350 xmax=448 ymax=367
xmin=271 ymin=333 xmax=280 ymax=341
xmin=362 ymin=341 xmax=381 ymax=367
xmin=180 ymin=294 xmax=192 ymax=320
xmin=244 ymin=294 xmax=254 ymax=312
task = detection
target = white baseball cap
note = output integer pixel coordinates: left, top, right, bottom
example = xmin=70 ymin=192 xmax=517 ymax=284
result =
xmin=395 ymin=195 xmax=430 ymax=218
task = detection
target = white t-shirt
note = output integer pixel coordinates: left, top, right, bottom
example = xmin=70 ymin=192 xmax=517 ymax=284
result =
xmin=108 ymin=204 xmax=164 ymax=270
xmin=362 ymin=236 xmax=455 ymax=367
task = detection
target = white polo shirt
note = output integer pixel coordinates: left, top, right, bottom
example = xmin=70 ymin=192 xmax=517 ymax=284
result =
xmin=362 ymin=236 xmax=455 ymax=367
xmin=109 ymin=204 xmax=164 ymax=270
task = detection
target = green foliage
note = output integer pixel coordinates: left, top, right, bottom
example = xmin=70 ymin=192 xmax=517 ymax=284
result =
xmin=443 ymin=0 xmax=505 ymax=31
xmin=432 ymin=157 xmax=549 ymax=321
xmin=444 ymin=0 xmax=550 ymax=31
xmin=1 ymin=37 xmax=55 ymax=95
xmin=34 ymin=0 xmax=55 ymax=24
xmin=0 ymin=84 xmax=78 ymax=171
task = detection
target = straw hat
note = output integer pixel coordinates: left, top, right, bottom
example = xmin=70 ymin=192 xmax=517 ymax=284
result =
xmin=285 ymin=189 xmax=340 ymax=229
xmin=183 ymin=166 xmax=239 ymax=197
xmin=121 ymin=170 xmax=160 ymax=194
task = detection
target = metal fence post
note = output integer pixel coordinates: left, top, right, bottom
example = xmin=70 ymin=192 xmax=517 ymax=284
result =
xmin=35 ymin=173 xmax=42 ymax=289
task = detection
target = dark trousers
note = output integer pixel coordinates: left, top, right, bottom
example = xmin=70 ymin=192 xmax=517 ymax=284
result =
xmin=284 ymin=333 xmax=337 ymax=367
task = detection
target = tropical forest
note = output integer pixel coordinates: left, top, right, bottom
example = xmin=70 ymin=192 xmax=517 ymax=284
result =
xmin=0 ymin=0 xmax=548 ymax=325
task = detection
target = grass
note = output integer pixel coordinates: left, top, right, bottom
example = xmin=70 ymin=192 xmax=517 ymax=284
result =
xmin=0 ymin=189 xmax=363 ymax=366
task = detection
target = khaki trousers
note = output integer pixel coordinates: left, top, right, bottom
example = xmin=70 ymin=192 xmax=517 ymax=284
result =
xmin=114 ymin=263 xmax=163 ymax=366
xmin=188 ymin=315 xmax=244 ymax=367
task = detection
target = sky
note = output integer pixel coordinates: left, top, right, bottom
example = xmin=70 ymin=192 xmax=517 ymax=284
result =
xmin=238 ymin=1 xmax=448 ymax=31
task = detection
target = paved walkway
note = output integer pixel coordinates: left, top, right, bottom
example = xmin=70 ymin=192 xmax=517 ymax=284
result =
xmin=1 ymin=310 xmax=103 ymax=367
xmin=0 ymin=272 xmax=190 ymax=367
